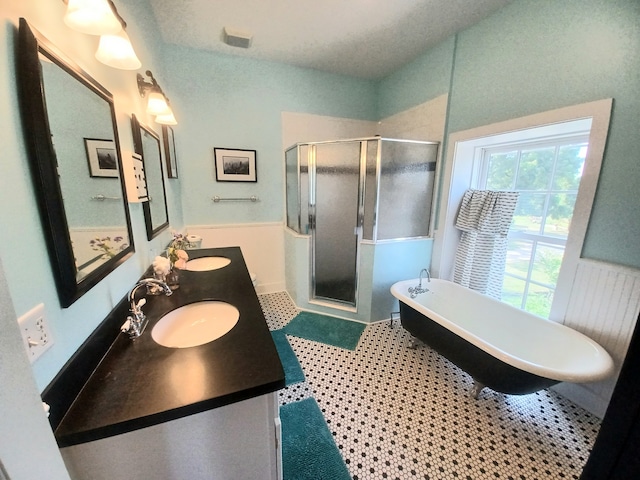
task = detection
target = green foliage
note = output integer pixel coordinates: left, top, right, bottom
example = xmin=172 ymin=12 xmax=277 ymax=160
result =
xmin=486 ymin=143 xmax=586 ymax=222
xmin=489 ymin=141 xmax=587 ymax=320
xmin=524 ymin=292 xmax=553 ymax=318
xmin=536 ymin=249 xmax=562 ymax=285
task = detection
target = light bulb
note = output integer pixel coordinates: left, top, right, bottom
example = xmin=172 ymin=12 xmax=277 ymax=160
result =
xmin=64 ymin=0 xmax=122 ymax=35
xmin=95 ymin=29 xmax=142 ymax=70
xmin=146 ymin=91 xmax=171 ymax=115
xmin=156 ymin=110 xmax=177 ymax=125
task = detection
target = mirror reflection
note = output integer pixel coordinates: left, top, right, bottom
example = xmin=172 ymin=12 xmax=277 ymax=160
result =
xmin=132 ymin=115 xmax=169 ymax=240
xmin=40 ymin=53 xmax=131 ymax=280
xmin=18 ymin=19 xmax=134 ymax=307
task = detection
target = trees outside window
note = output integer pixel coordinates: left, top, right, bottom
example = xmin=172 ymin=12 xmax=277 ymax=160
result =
xmin=479 ymin=136 xmax=589 ymax=318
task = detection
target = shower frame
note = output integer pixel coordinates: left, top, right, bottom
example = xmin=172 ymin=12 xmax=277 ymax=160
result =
xmin=285 ymin=136 xmax=439 ymax=311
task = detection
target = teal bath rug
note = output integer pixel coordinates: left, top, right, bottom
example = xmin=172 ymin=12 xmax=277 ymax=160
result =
xmin=280 ymin=397 xmax=351 ymax=480
xmin=271 ymin=329 xmax=305 ymax=386
xmin=284 ymin=311 xmax=365 ymax=351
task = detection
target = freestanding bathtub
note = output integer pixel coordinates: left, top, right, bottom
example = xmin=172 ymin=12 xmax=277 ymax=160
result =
xmin=390 ymin=278 xmax=614 ymax=397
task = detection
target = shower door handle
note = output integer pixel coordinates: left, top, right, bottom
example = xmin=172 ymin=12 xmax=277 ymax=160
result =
xmin=308 ymin=206 xmax=316 ymax=231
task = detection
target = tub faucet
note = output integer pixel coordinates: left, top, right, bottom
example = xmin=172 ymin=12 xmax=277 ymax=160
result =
xmin=419 ymin=268 xmax=431 ymax=287
xmin=408 ymin=269 xmax=431 ymax=298
xmin=121 ymin=278 xmax=172 ymax=338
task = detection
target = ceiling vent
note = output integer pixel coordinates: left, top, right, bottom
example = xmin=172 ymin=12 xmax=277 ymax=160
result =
xmin=223 ymin=27 xmax=253 ymax=49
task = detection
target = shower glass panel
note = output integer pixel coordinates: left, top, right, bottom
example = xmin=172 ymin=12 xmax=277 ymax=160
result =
xmin=313 ymin=141 xmax=362 ymax=305
xmin=285 ymin=136 xmax=439 ymax=310
xmin=300 ymin=144 xmax=310 ymax=234
xmin=376 ymin=140 xmax=438 ymax=240
xmin=285 ymin=146 xmax=300 ymax=232
xmin=362 ymin=139 xmax=379 ymax=241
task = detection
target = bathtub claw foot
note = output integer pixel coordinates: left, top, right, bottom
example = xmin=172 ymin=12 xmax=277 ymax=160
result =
xmin=471 ymin=381 xmax=485 ymax=399
xmin=409 ymin=336 xmax=421 ymax=349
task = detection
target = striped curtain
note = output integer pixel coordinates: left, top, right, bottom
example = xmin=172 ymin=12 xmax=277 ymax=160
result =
xmin=453 ymin=189 xmax=519 ymax=299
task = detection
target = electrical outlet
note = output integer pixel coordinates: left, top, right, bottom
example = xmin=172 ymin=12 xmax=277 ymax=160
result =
xmin=18 ymin=303 xmax=54 ymax=363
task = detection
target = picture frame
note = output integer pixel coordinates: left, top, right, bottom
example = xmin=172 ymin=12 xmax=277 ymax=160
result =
xmin=84 ymin=138 xmax=118 ymax=178
xmin=162 ymin=125 xmax=178 ymax=179
xmin=214 ymin=147 xmax=257 ymax=182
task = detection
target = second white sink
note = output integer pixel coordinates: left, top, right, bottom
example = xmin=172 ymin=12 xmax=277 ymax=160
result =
xmin=151 ymin=301 xmax=239 ymax=348
xmin=185 ymin=256 xmax=231 ymax=271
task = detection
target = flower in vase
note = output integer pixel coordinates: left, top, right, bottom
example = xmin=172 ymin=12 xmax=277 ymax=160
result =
xmin=153 ymin=256 xmax=171 ymax=276
xmin=167 ymin=231 xmax=191 ymax=269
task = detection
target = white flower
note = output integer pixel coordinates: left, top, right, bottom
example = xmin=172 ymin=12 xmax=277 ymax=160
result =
xmin=153 ymin=256 xmax=171 ymax=275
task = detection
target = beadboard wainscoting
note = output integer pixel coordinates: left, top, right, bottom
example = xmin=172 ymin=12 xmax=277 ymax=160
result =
xmin=552 ymin=259 xmax=640 ymax=418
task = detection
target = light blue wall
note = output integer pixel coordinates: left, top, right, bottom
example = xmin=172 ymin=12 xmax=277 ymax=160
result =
xmin=162 ymin=44 xmax=377 ymax=225
xmin=448 ymin=0 xmax=640 ymax=268
xmin=0 ymin=0 xmax=179 ymax=390
xmin=376 ymin=37 xmax=455 ymax=119
xmin=0 ymin=0 xmax=376 ymax=390
xmin=380 ymin=0 xmax=640 ymax=269
xmin=2 ymin=0 xmax=639 ymax=393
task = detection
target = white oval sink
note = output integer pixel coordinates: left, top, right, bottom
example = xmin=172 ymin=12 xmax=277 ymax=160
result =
xmin=185 ymin=256 xmax=231 ymax=271
xmin=151 ymin=301 xmax=239 ymax=348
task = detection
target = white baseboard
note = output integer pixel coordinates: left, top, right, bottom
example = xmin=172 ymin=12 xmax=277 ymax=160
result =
xmin=255 ymin=281 xmax=286 ymax=295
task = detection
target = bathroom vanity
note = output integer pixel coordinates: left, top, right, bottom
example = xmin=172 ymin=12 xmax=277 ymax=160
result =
xmin=45 ymin=247 xmax=285 ymax=480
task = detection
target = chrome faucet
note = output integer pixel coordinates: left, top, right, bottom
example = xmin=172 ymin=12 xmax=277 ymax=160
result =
xmin=419 ymin=268 xmax=431 ymax=287
xmin=121 ymin=278 xmax=172 ymax=338
xmin=408 ymin=268 xmax=431 ymax=298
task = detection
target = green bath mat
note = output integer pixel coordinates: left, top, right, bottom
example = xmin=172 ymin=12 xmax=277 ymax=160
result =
xmin=284 ymin=311 xmax=366 ymax=351
xmin=280 ymin=398 xmax=351 ymax=480
xmin=271 ymin=329 xmax=305 ymax=386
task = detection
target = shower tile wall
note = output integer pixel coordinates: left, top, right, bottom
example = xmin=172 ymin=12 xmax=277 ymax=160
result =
xmin=259 ymin=292 xmax=601 ymax=480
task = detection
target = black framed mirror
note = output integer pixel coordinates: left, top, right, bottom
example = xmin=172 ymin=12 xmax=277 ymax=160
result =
xmin=162 ymin=125 xmax=178 ymax=178
xmin=131 ymin=115 xmax=169 ymax=240
xmin=17 ymin=18 xmax=134 ymax=308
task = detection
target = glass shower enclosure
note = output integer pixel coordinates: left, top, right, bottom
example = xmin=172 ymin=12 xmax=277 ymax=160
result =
xmin=286 ymin=137 xmax=439 ymax=309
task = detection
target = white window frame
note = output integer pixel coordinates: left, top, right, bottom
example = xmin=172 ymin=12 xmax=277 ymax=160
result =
xmin=478 ymin=135 xmax=590 ymax=316
xmin=432 ymin=99 xmax=613 ymax=323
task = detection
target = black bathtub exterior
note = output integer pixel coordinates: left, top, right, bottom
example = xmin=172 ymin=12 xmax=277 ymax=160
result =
xmin=399 ymin=302 xmax=559 ymax=395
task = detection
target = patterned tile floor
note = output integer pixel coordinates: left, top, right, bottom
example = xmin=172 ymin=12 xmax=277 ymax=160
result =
xmin=259 ymin=292 xmax=601 ymax=480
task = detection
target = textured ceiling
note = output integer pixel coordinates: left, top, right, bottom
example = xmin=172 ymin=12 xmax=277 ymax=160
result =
xmin=148 ymin=0 xmax=513 ymax=80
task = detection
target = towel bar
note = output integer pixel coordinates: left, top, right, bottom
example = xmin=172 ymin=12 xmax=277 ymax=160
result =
xmin=91 ymin=194 xmax=121 ymax=201
xmin=212 ymin=195 xmax=258 ymax=203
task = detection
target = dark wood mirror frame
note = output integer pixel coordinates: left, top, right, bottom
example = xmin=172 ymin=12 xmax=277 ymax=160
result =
xmin=162 ymin=125 xmax=178 ymax=179
xmin=17 ymin=18 xmax=134 ymax=307
xmin=131 ymin=115 xmax=169 ymax=240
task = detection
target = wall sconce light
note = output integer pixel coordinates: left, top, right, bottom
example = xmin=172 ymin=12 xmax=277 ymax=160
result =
xmin=137 ymin=70 xmax=178 ymax=125
xmin=95 ymin=28 xmax=141 ymax=70
xmin=63 ymin=0 xmax=121 ymax=34
xmin=62 ymin=0 xmax=141 ymax=70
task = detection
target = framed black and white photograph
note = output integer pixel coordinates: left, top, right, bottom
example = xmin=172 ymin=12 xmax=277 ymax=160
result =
xmin=162 ymin=125 xmax=178 ymax=179
xmin=85 ymin=138 xmax=118 ymax=178
xmin=214 ymin=147 xmax=257 ymax=182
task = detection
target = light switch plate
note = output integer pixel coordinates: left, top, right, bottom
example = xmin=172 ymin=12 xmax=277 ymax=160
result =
xmin=18 ymin=303 xmax=54 ymax=363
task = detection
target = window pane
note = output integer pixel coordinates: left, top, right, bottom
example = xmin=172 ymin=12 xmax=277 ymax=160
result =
xmin=486 ymin=151 xmax=517 ymax=189
xmin=505 ymin=239 xmax=532 ymax=278
xmin=544 ymin=193 xmax=577 ymax=238
xmin=512 ymin=193 xmax=545 ymax=234
xmin=525 ymin=284 xmax=555 ymax=319
xmin=515 ymin=147 xmax=554 ymax=190
xmin=553 ymin=144 xmax=586 ymax=190
xmin=531 ymin=244 xmax=563 ymax=287
xmin=502 ymin=275 xmax=526 ymax=309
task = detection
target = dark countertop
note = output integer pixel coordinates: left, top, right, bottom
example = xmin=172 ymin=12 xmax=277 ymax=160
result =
xmin=54 ymin=247 xmax=285 ymax=447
